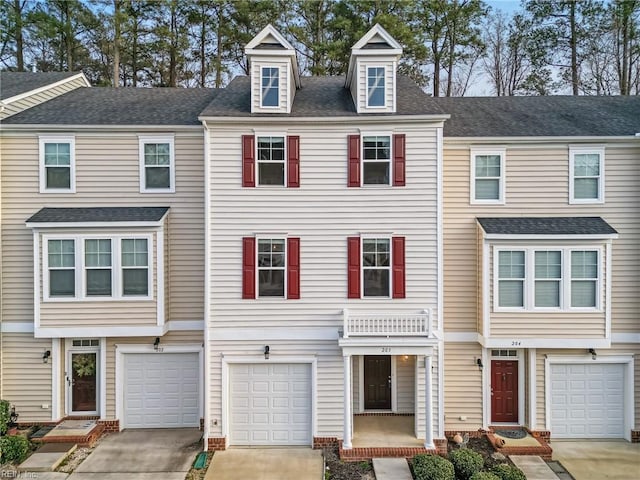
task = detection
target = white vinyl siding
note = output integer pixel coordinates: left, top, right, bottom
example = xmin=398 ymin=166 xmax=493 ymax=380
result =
xmin=139 ymin=136 xmax=175 ymax=193
xmin=569 ymin=146 xmax=604 ymax=204
xmin=470 ymin=148 xmax=505 ymax=204
xmin=39 ymin=136 xmax=75 ymax=193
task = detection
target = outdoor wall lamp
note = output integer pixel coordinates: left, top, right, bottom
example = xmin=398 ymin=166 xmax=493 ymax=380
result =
xmin=42 ymin=350 xmax=51 ymax=364
xmin=154 ymin=337 xmax=160 ymax=351
xmin=476 ymin=358 xmax=483 ymax=370
xmin=264 ymin=345 xmax=270 ymax=360
xmin=588 ymin=348 xmax=597 ymax=360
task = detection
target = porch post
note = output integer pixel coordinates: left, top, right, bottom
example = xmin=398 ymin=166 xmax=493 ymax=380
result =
xmin=424 ymin=355 xmax=435 ymax=449
xmin=343 ymin=354 xmax=352 ymax=449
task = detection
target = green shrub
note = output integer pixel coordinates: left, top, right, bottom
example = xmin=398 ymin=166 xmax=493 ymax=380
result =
xmin=0 ymin=435 xmax=30 ymax=464
xmin=449 ymin=448 xmax=484 ymax=480
xmin=412 ymin=454 xmax=455 ymax=480
xmin=0 ymin=400 xmax=10 ymax=435
xmin=470 ymin=473 xmax=501 ymax=480
xmin=491 ymin=463 xmax=527 ymax=480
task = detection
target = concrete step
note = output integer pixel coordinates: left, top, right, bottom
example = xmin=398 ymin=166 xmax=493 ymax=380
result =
xmin=510 ymin=455 xmax=560 ymax=480
xmin=372 ymin=458 xmax=413 ymax=480
xmin=18 ymin=443 xmax=77 ymax=472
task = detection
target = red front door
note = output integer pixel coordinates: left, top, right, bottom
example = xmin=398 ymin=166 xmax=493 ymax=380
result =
xmin=491 ymin=360 xmax=518 ymax=423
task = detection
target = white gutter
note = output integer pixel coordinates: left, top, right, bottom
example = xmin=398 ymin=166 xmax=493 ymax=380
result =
xmin=198 ymin=114 xmax=451 ymax=125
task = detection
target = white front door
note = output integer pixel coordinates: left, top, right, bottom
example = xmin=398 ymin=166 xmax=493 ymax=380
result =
xmin=66 ymin=339 xmax=100 ymax=416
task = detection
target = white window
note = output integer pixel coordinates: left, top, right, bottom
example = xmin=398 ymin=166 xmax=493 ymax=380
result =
xmin=366 ymin=67 xmax=385 ymax=107
xmin=139 ymin=136 xmax=175 ymax=193
xmin=362 ymin=238 xmax=391 ymax=297
xmin=257 ymin=239 xmax=285 ymax=297
xmin=494 ymin=247 xmax=601 ymax=311
xmin=43 ymin=235 xmax=152 ymax=301
xmin=362 ymin=135 xmax=391 ymax=185
xmin=39 ymin=136 xmax=75 ymax=193
xmin=571 ymin=250 xmax=598 ymax=308
xmin=471 ymin=148 xmax=505 ymax=203
xmin=257 ymin=136 xmax=285 ymax=185
xmin=569 ymin=146 xmax=604 ymax=203
xmin=261 ymin=67 xmax=279 ymax=107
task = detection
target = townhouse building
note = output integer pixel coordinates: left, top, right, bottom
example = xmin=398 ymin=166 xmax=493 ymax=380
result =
xmin=0 ymin=24 xmax=638 ymax=454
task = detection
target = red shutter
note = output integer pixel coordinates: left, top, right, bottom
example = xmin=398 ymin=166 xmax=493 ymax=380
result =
xmin=392 ymin=236 xmax=406 ymax=298
xmin=287 ymin=136 xmax=300 ymax=188
xmin=287 ymin=237 xmax=300 ymax=299
xmin=242 ymin=237 xmax=256 ymax=299
xmin=393 ymin=134 xmax=406 ymax=186
xmin=347 ymin=135 xmax=361 ymax=187
xmin=242 ymin=135 xmax=255 ymax=187
xmin=347 ymin=237 xmax=361 ymax=298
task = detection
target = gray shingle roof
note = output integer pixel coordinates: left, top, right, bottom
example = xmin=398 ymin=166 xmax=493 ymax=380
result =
xmin=477 ymin=217 xmax=618 ymax=236
xmin=432 ymin=96 xmax=640 ymax=137
xmin=1 ymin=71 xmax=81 ymax=100
xmin=3 ymin=87 xmax=219 ymax=125
xmin=26 ymin=207 xmax=170 ymax=224
xmin=199 ymin=75 xmax=448 ymax=117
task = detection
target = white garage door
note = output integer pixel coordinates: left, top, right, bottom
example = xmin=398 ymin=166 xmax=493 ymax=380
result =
xmin=230 ymin=363 xmax=312 ymax=446
xmin=550 ymin=363 xmax=624 ymax=438
xmin=124 ymin=353 xmax=200 ymax=428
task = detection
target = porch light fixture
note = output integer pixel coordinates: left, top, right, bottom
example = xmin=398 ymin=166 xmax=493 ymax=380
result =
xmin=588 ymin=348 xmax=597 ymax=360
xmin=153 ymin=337 xmax=160 ymax=351
xmin=476 ymin=358 xmax=483 ymax=370
xmin=42 ymin=350 xmax=51 ymax=364
xmin=9 ymin=406 xmax=19 ymax=426
xmin=264 ymin=345 xmax=270 ymax=360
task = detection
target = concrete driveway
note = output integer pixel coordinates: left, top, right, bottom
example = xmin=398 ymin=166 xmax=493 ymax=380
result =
xmin=551 ymin=440 xmax=640 ymax=480
xmin=205 ymin=448 xmax=323 ymax=480
xmin=68 ymin=428 xmax=202 ymax=480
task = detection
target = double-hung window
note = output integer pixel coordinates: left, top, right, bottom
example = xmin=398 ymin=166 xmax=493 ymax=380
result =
xmin=569 ymin=146 xmax=604 ymax=203
xmin=257 ymin=239 xmax=286 ymax=297
xmin=362 ymin=238 xmax=391 ymax=297
xmin=242 ymin=237 xmax=300 ymax=300
xmin=362 ymin=135 xmax=391 ymax=185
xmin=48 ymin=239 xmax=76 ymax=297
xmin=571 ymin=251 xmax=598 ymax=308
xmin=85 ymin=239 xmax=112 ymax=296
xmin=367 ymin=67 xmax=385 ymax=107
xmin=39 ymin=136 xmax=75 ymax=193
xmin=121 ymin=239 xmax=149 ymax=296
xmin=534 ymin=251 xmax=561 ymax=308
xmin=497 ymin=251 xmax=525 ymax=308
xmin=261 ymin=67 xmax=279 ymax=107
xmin=139 ymin=136 xmax=175 ymax=193
xmin=471 ymin=148 xmax=505 ymax=203
xmin=257 ymin=136 xmax=285 ymax=185
xmin=347 ymin=236 xmax=405 ymax=299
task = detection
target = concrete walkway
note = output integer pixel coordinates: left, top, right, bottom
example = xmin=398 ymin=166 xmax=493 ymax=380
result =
xmin=205 ymin=448 xmax=323 ymax=480
xmin=551 ymin=440 xmax=640 ymax=480
xmin=372 ymin=458 xmax=412 ymax=480
xmin=510 ymin=455 xmax=560 ymax=480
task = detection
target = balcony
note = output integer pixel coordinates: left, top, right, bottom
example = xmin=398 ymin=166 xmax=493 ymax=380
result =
xmin=342 ymin=308 xmax=431 ymax=338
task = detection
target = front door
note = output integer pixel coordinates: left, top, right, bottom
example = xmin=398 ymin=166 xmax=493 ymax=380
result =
xmin=364 ymin=356 xmax=391 ymax=410
xmin=68 ymin=351 xmax=98 ymax=414
xmin=491 ymin=360 xmax=518 ymax=423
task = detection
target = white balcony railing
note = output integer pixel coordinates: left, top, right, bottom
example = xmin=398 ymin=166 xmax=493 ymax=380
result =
xmin=342 ymin=308 xmax=431 ymax=338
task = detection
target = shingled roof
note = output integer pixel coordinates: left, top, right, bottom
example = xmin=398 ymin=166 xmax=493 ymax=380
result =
xmin=0 ymin=71 xmax=82 ymax=100
xmin=477 ymin=217 xmax=618 ymax=236
xmin=199 ymin=75 xmax=448 ymax=117
xmin=3 ymin=87 xmax=219 ymax=125
xmin=26 ymin=207 xmax=170 ymax=224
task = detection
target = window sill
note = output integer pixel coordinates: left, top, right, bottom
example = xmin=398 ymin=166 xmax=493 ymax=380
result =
xmin=43 ymin=296 xmax=154 ymax=303
xmin=140 ymin=189 xmax=175 ymax=194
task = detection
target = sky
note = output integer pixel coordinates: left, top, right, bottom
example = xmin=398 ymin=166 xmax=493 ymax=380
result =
xmin=485 ymin=0 xmax=522 ymax=14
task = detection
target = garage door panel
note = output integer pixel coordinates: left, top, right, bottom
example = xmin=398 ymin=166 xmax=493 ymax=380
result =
xmin=124 ymin=352 xmax=200 ymax=428
xmin=550 ymin=363 xmax=624 ymax=439
xmin=230 ymin=363 xmax=311 ymax=446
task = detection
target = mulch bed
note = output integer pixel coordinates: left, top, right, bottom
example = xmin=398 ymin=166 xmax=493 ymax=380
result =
xmin=323 ymin=447 xmax=374 ymax=480
xmin=447 ymin=436 xmax=513 ymax=469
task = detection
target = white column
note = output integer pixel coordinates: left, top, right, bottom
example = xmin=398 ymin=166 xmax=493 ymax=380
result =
xmin=424 ymin=355 xmax=434 ymax=449
xmin=343 ymin=354 xmax=352 ymax=449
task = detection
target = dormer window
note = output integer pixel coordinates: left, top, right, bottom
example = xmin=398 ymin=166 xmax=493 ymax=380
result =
xmin=261 ymin=67 xmax=279 ymax=107
xmin=367 ymin=67 xmax=385 ymax=107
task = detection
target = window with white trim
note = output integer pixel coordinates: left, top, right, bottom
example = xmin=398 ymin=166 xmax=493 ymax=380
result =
xmin=39 ymin=136 xmax=75 ymax=193
xmin=362 ymin=238 xmax=390 ymax=297
xmin=366 ymin=67 xmax=385 ymax=107
xmin=257 ymin=136 xmax=285 ymax=185
xmin=261 ymin=67 xmax=279 ymax=107
xmin=494 ymin=247 xmax=601 ymax=311
xmin=43 ymin=235 xmax=152 ymax=301
xmin=257 ymin=238 xmax=285 ymax=297
xmin=362 ymin=135 xmax=391 ymax=185
xmin=471 ymin=148 xmax=505 ymax=203
xmin=569 ymin=146 xmax=604 ymax=203
xmin=139 ymin=136 xmax=175 ymax=193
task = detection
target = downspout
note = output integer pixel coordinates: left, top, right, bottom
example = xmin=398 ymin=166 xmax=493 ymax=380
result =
xmin=202 ymin=120 xmax=211 ymax=451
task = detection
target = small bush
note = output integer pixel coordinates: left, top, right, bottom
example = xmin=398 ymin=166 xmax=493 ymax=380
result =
xmin=412 ymin=454 xmax=455 ymax=480
xmin=449 ymin=448 xmax=484 ymax=480
xmin=491 ymin=463 xmax=527 ymax=480
xmin=0 ymin=435 xmax=30 ymax=464
xmin=470 ymin=473 xmax=501 ymax=480
xmin=0 ymin=400 xmax=10 ymax=435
